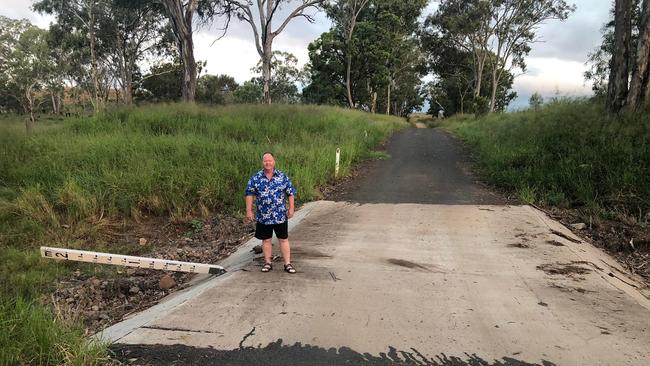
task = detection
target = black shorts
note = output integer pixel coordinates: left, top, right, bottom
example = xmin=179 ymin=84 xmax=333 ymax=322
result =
xmin=255 ymin=221 xmax=288 ymax=240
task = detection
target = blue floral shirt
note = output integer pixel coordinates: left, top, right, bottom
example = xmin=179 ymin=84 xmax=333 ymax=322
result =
xmin=245 ymin=169 xmax=296 ymax=224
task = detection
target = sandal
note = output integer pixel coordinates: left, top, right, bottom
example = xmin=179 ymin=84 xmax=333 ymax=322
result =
xmin=261 ymin=263 xmax=272 ymax=272
xmin=284 ymin=263 xmax=296 ymax=274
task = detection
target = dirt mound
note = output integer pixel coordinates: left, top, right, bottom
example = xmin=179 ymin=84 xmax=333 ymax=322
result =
xmin=47 ymin=214 xmax=255 ymax=335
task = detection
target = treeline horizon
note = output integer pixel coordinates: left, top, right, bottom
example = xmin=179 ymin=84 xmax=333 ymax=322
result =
xmin=2 ymin=0 xmax=648 ymax=132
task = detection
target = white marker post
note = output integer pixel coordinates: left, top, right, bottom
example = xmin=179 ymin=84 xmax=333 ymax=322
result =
xmin=335 ymin=147 xmax=341 ymax=178
xmin=40 ymin=246 xmax=226 ymax=275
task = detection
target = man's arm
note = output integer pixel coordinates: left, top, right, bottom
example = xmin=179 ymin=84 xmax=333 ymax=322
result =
xmin=245 ymin=195 xmax=254 ymax=222
xmin=287 ymin=195 xmax=295 ymax=219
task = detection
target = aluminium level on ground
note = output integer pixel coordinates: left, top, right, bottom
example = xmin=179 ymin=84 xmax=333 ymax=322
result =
xmin=40 ymin=246 xmax=226 ymax=275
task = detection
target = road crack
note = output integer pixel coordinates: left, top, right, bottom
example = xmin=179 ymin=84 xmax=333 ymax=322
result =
xmin=141 ymin=325 xmax=222 ymax=334
xmin=239 ymin=326 xmax=256 ymax=348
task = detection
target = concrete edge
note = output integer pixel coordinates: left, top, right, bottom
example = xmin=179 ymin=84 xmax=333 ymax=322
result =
xmin=93 ymin=201 xmax=320 ymax=344
xmin=526 ymin=205 xmax=650 ymax=311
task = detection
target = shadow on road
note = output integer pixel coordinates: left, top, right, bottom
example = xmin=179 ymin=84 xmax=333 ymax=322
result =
xmin=110 ymin=340 xmax=556 ymax=366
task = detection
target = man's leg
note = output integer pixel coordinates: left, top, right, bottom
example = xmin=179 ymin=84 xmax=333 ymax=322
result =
xmin=262 ymin=239 xmax=273 ymax=264
xmin=279 ymin=239 xmax=291 ymax=264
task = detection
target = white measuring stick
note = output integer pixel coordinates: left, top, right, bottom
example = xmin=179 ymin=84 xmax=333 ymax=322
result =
xmin=40 ymin=246 xmax=226 ymax=275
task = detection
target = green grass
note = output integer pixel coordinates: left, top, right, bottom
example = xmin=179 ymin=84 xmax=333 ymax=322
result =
xmin=443 ymin=99 xmax=650 ymax=219
xmin=0 ymin=103 xmax=405 ymax=364
xmin=0 ymin=298 xmax=108 ymax=365
xmin=1 ymin=104 xmax=404 ymax=248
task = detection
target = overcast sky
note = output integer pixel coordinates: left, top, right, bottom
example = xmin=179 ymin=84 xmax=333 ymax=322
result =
xmin=4 ymin=0 xmax=611 ymax=110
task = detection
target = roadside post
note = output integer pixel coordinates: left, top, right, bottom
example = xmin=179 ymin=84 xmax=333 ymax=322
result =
xmin=335 ymin=147 xmax=341 ymax=178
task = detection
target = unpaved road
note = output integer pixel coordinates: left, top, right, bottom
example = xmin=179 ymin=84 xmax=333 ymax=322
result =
xmin=109 ymin=129 xmax=650 ymax=365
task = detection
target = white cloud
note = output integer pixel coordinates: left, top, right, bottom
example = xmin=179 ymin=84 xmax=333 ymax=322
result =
xmin=515 ymin=57 xmax=592 ymax=97
xmin=194 ymin=33 xmax=259 ymax=82
xmin=194 ymin=24 xmax=316 ymax=82
xmin=507 ymin=57 xmax=592 ymax=110
xmin=3 ymin=0 xmax=54 ymax=28
xmin=530 ymin=0 xmax=611 ymax=62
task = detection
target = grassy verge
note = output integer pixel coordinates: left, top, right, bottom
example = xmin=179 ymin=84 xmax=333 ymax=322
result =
xmin=442 ymin=98 xmax=649 ymax=223
xmin=0 ymin=103 xmax=405 ymax=364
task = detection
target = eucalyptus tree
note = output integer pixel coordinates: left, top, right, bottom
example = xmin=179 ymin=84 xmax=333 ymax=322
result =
xmin=421 ymin=40 xmax=516 ymax=115
xmin=626 ymin=0 xmax=650 ymax=111
xmin=159 ymin=0 xmax=232 ymax=102
xmin=302 ymin=30 xmax=347 ymax=106
xmin=34 ymin=0 xmax=108 ymax=112
xmin=423 ymin=0 xmax=493 ymax=99
xmin=423 ymin=0 xmax=574 ymax=113
xmin=99 ymin=0 xmax=170 ymax=105
xmin=236 ymin=51 xmax=305 ymax=104
xmin=608 ymin=0 xmax=633 ymax=113
xmin=0 ymin=17 xmax=53 ymax=132
xmin=373 ymin=0 xmax=428 ymax=115
xmin=253 ymin=51 xmax=306 ymax=103
xmin=305 ymin=0 xmax=426 ymax=114
xmin=324 ymin=0 xmax=370 ymax=108
xmin=587 ymin=0 xmax=650 ymax=113
xmin=484 ymin=0 xmax=574 ymax=112
xmin=227 ymin=0 xmax=324 ymax=104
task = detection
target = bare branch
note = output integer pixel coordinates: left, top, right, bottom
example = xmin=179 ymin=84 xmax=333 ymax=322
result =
xmin=273 ymin=0 xmax=322 ymax=37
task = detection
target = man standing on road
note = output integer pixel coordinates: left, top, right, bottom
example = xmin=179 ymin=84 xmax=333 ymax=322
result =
xmin=245 ymin=152 xmax=297 ymax=274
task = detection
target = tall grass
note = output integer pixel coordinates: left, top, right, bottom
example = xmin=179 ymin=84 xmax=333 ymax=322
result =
xmin=1 ymin=104 xmax=403 ymax=246
xmin=0 ymin=103 xmax=405 ymax=364
xmin=443 ymin=99 xmax=650 ymax=218
xmin=0 ymin=298 xmax=108 ymax=365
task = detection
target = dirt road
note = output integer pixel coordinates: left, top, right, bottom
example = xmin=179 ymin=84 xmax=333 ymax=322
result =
xmin=109 ymin=128 xmax=650 ymax=365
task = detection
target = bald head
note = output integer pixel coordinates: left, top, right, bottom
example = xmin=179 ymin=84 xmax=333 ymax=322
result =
xmin=262 ymin=152 xmax=275 ymax=172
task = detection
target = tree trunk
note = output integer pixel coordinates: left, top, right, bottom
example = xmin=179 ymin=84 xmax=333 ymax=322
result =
xmin=474 ymin=55 xmax=485 ymax=97
xmin=607 ymin=0 xmax=633 ymax=114
xmin=116 ymin=33 xmax=134 ymax=105
xmin=489 ymin=68 xmax=498 ymax=112
xmin=58 ymin=92 xmax=62 ymax=114
xmin=163 ymin=0 xmax=197 ymax=103
xmin=123 ymin=58 xmax=134 ymax=105
xmin=489 ymin=66 xmax=505 ymax=113
xmin=124 ymin=76 xmax=133 ymax=105
xmin=180 ymin=34 xmax=196 ymax=102
xmin=25 ymin=87 xmax=34 ymax=133
xmin=386 ymin=81 xmax=391 ymax=115
xmin=88 ymin=7 xmax=103 ymax=113
xmin=460 ymin=93 xmax=465 ymax=114
xmin=346 ymin=53 xmax=354 ymax=108
xmin=51 ymin=93 xmax=57 ymax=114
xmin=371 ymin=91 xmax=377 ymax=113
xmin=626 ymin=0 xmax=650 ymax=111
xmin=262 ymin=41 xmax=272 ymax=104
xmin=344 ymin=0 xmax=368 ymax=108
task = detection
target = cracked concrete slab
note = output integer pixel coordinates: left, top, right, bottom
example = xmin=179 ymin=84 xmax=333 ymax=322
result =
xmin=111 ymin=201 xmax=650 ymax=365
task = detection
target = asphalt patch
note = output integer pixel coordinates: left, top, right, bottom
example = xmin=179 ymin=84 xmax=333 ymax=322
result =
xmin=331 ymin=128 xmax=510 ymax=205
